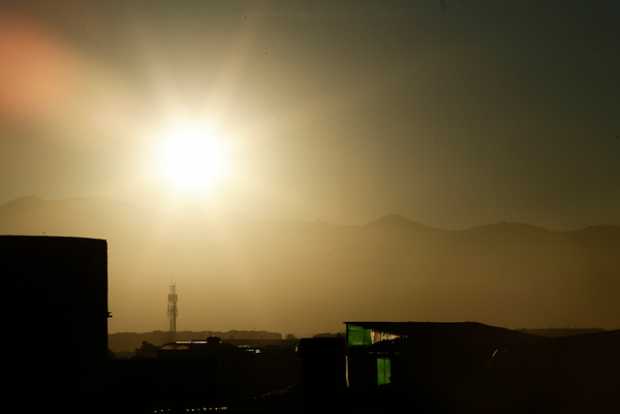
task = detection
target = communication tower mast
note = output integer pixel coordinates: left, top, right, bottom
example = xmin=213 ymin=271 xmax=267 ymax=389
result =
xmin=168 ymin=284 xmax=178 ymax=338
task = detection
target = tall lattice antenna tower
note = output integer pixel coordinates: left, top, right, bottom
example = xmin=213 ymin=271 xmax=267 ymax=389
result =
xmin=167 ymin=284 xmax=178 ymax=338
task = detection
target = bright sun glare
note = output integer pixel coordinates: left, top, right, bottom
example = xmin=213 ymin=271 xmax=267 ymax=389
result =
xmin=156 ymin=121 xmax=231 ymax=194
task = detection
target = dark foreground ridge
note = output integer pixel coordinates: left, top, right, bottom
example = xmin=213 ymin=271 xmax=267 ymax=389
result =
xmin=3 ymin=235 xmax=619 ymax=413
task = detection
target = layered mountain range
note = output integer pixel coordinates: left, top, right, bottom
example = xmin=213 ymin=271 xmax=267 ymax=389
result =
xmin=2 ymin=196 xmax=618 ymax=335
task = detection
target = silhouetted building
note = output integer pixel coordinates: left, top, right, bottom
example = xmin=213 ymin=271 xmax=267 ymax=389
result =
xmin=2 ymin=235 xmax=108 ymax=409
xmin=158 ymin=336 xmax=241 ymax=359
xmin=343 ymin=321 xmax=542 ymax=394
xmin=135 ymin=340 xmax=160 ymax=359
xmin=297 ymin=336 xmax=346 ymax=392
xmin=294 ymin=321 xmax=620 ymax=413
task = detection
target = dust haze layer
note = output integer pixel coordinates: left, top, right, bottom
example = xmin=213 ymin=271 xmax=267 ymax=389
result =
xmin=1 ymin=196 xmax=618 ymax=336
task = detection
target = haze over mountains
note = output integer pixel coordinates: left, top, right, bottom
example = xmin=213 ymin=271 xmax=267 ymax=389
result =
xmin=1 ymin=196 xmax=619 ymax=335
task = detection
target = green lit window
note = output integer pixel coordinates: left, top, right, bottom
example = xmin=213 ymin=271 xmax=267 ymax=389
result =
xmin=377 ymin=357 xmax=391 ymax=385
xmin=347 ymin=325 xmax=372 ymax=346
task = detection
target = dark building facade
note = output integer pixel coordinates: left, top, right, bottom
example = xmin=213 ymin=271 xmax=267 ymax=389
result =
xmin=1 ymin=235 xmax=108 ymax=403
xmin=344 ymin=321 xmax=542 ymax=393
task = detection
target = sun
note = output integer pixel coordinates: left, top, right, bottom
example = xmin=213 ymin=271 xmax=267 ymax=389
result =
xmin=155 ymin=120 xmax=231 ymax=194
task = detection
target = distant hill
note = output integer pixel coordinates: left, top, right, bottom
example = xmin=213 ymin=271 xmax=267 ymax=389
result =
xmin=1 ymin=196 xmax=619 ymax=334
xmin=365 ymin=214 xmax=436 ymax=232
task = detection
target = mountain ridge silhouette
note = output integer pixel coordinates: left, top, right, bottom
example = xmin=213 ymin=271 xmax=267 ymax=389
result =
xmin=2 ymin=196 xmax=618 ymax=233
xmin=2 ymin=196 xmax=619 ymax=334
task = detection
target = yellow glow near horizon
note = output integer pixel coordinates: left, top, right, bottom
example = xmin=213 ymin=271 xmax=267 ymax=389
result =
xmin=155 ymin=120 xmax=231 ymax=194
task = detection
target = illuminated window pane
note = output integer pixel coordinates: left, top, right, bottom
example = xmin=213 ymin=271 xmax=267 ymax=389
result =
xmin=377 ymin=357 xmax=391 ymax=385
xmin=347 ymin=325 xmax=372 ymax=346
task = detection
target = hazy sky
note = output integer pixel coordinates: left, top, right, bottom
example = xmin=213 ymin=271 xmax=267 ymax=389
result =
xmin=1 ymin=0 xmax=619 ymax=229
